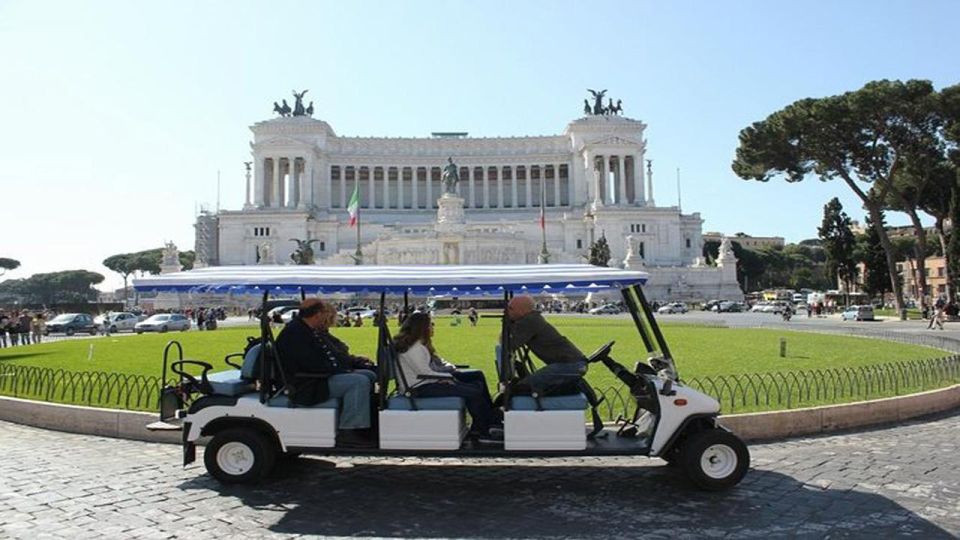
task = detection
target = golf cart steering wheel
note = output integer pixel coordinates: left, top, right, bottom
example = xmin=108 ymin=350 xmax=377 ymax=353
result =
xmin=586 ymin=341 xmax=615 ymax=363
xmin=170 ymin=360 xmax=214 ymax=394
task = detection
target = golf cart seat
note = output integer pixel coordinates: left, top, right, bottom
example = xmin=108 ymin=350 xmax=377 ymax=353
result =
xmin=206 ymin=343 xmax=262 ymax=397
xmin=497 ymin=345 xmax=589 ymax=451
xmin=510 ymin=393 xmax=588 ymax=411
xmin=378 ymin=325 xmax=467 ymax=450
xmin=387 ymin=396 xmax=466 ymax=411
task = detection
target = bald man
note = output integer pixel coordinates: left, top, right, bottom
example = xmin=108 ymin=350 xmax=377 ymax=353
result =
xmin=506 ymin=295 xmax=587 ymax=393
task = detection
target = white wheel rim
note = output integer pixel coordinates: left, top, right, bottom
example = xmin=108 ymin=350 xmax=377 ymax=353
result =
xmin=217 ymin=441 xmax=255 ymax=476
xmin=701 ymin=444 xmax=738 ymax=479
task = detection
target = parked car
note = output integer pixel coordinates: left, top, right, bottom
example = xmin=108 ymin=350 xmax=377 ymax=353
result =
xmin=280 ymin=309 xmax=299 ymax=323
xmin=135 ymin=313 xmax=191 ymax=333
xmin=266 ymin=305 xmax=299 ymax=321
xmin=588 ymin=304 xmax=621 ymax=315
xmin=94 ymin=312 xmax=140 ymax=333
xmin=716 ymin=301 xmax=743 ymax=313
xmin=45 ymin=313 xmax=98 ymax=336
xmin=342 ymin=307 xmax=377 ymax=319
xmin=657 ymin=302 xmax=688 ymax=314
xmin=841 ymin=305 xmax=875 ymax=321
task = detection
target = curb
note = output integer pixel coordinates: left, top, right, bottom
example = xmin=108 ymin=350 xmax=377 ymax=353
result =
xmin=720 ymin=383 xmax=960 ymax=441
xmin=0 ymin=396 xmax=180 ymax=444
xmin=3 ymin=383 xmax=959 ymax=446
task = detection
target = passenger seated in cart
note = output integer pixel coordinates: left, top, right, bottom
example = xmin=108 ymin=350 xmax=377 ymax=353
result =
xmin=275 ymin=299 xmax=377 ymax=447
xmin=395 ymin=312 xmax=501 ymax=441
xmin=506 ymin=295 xmax=588 ymax=393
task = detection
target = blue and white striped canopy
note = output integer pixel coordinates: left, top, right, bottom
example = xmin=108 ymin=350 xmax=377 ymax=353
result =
xmin=132 ymin=264 xmax=648 ymax=295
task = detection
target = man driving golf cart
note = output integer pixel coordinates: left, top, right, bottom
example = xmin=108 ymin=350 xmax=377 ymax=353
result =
xmin=506 ymin=295 xmax=588 ymax=395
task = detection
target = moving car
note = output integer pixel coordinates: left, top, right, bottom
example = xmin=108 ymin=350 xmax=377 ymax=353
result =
xmin=139 ymin=264 xmax=750 ymax=491
xmin=587 ymin=304 xmax=621 ymax=315
xmin=135 ymin=313 xmax=191 ymax=333
xmin=841 ymin=305 xmax=875 ymax=321
xmin=95 ymin=312 xmax=140 ymax=333
xmin=657 ymin=302 xmax=688 ymax=314
xmin=45 ymin=313 xmax=98 ymax=336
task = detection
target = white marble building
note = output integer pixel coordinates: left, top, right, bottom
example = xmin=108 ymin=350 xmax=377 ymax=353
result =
xmin=202 ymin=111 xmax=742 ymax=302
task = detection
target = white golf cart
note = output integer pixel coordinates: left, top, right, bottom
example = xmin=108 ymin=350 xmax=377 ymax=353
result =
xmin=138 ymin=264 xmax=749 ymax=491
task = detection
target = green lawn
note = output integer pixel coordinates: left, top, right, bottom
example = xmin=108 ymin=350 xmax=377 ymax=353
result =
xmin=0 ymin=316 xmax=953 ymax=414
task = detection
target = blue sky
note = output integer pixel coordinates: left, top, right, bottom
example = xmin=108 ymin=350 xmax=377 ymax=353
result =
xmin=1 ymin=0 xmax=957 ymax=289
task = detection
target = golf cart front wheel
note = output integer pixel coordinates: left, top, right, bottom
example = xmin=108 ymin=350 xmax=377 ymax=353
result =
xmin=204 ymin=428 xmax=277 ymax=484
xmin=680 ymin=429 xmax=749 ymax=490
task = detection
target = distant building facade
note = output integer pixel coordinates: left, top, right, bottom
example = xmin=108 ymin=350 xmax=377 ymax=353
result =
xmin=198 ymin=108 xmax=742 ymax=301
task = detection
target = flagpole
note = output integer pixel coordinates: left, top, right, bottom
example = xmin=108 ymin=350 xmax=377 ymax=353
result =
xmin=538 ymin=178 xmax=550 ymax=264
xmin=354 ymin=201 xmax=362 ymax=265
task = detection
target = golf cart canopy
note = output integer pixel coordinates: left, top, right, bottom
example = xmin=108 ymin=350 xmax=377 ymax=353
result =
xmin=132 ymin=264 xmax=648 ymax=295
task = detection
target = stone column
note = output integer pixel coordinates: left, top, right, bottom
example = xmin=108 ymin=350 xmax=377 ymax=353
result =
xmin=482 ymin=166 xmax=490 ymax=208
xmin=646 ymin=160 xmax=655 ymax=206
xmin=510 ymin=167 xmax=518 ymax=208
xmin=618 ymin=155 xmax=627 ymax=206
xmin=298 ymin=158 xmax=311 ymax=209
xmin=412 ymin=167 xmax=420 ymax=209
xmin=601 ymin=155 xmax=610 ymax=205
xmin=271 ymin=157 xmax=281 ymax=208
xmin=381 ymin=166 xmax=390 ymax=209
xmin=365 ymin=166 xmax=373 ymax=209
xmin=497 ymin=166 xmax=505 ymax=208
xmin=525 ymin=165 xmax=534 ymax=208
xmin=425 ymin=167 xmax=433 ymax=207
xmin=254 ymin=158 xmax=265 ymax=207
xmin=339 ymin=166 xmax=347 ymax=208
xmin=553 ymin=163 xmax=561 ymax=207
xmin=468 ymin=166 xmax=475 ymax=208
xmin=397 ymin=167 xmax=405 ymax=209
xmin=633 ymin=154 xmax=644 ymax=205
xmin=587 ymin=153 xmax=599 ymax=204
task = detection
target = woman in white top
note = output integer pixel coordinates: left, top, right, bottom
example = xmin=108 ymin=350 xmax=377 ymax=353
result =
xmin=394 ymin=312 xmax=499 ymax=439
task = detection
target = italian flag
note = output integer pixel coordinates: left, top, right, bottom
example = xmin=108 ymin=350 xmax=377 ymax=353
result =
xmin=347 ymin=183 xmax=360 ymax=227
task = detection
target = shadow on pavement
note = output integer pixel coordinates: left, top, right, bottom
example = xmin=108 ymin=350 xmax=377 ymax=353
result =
xmin=177 ymin=459 xmax=952 ymax=538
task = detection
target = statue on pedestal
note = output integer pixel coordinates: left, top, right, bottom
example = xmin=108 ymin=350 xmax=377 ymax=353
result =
xmin=160 ymin=242 xmax=181 ymax=274
xmin=289 ymin=238 xmax=319 ymax=265
xmin=441 ymin=157 xmax=460 ymax=195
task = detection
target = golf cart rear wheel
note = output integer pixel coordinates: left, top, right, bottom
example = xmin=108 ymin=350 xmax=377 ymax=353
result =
xmin=680 ymin=429 xmax=749 ymax=491
xmin=204 ymin=428 xmax=277 ymax=484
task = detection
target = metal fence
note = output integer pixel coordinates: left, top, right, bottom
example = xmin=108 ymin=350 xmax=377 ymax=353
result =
xmin=2 ymin=335 xmax=960 ymax=418
xmin=0 ymin=365 xmax=163 ymax=412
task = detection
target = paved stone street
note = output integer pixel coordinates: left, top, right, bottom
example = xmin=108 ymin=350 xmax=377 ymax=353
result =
xmin=1 ymin=413 xmax=958 ymax=539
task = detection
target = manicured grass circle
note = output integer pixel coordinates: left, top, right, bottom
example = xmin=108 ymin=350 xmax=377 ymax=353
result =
xmin=1 ymin=315 xmax=947 ymax=415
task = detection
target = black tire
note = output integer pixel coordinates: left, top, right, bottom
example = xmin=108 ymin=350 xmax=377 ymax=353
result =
xmin=66 ymin=328 xmax=75 ymax=336
xmin=160 ymin=326 xmax=168 ymax=333
xmin=680 ymin=429 xmax=749 ymax=491
xmin=110 ymin=325 xmax=117 ymax=333
xmin=204 ymin=428 xmax=277 ymax=484
xmin=135 ymin=330 xmax=143 ymax=334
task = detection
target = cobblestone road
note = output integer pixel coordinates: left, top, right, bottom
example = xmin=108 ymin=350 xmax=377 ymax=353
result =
xmin=2 ymin=413 xmax=959 ymax=539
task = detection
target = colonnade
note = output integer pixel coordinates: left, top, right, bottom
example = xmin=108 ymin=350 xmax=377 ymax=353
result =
xmin=253 ymin=156 xmax=314 ymax=209
xmin=585 ymin=152 xmax=648 ymax=206
xmin=327 ymin=163 xmax=571 ymax=210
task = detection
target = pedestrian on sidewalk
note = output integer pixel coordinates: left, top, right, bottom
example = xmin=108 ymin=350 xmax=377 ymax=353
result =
xmin=931 ymin=306 xmax=945 ymax=330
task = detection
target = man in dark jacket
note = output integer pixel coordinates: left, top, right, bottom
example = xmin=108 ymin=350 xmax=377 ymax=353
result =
xmin=507 ymin=295 xmax=587 ymax=393
xmin=275 ymin=299 xmax=376 ymax=446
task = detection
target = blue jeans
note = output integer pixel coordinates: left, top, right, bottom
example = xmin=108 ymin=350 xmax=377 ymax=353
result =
xmin=414 ymin=374 xmax=498 ymax=435
xmin=522 ymin=361 xmax=587 ymax=394
xmin=327 ymin=369 xmax=376 ymax=429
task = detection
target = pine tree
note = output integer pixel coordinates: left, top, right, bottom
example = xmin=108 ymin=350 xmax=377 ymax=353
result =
xmin=818 ymin=198 xmax=857 ymax=291
xmin=948 ymin=184 xmax=960 ymax=301
xmin=861 ymin=212 xmax=893 ymax=300
xmin=589 ymin=234 xmax=611 ymax=267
